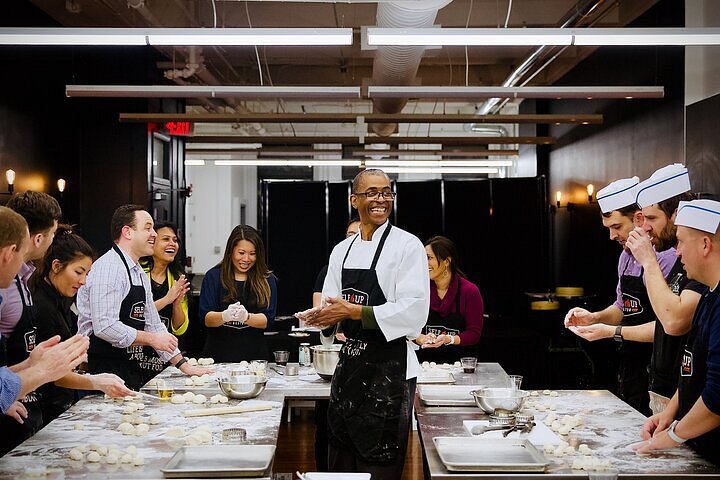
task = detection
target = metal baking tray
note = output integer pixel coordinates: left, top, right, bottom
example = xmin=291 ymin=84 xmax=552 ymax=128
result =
xmin=417 ymin=371 xmax=456 ymax=384
xmin=433 ymin=437 xmax=548 ymax=472
xmin=418 ymin=385 xmax=478 ymax=406
xmin=161 ymin=445 xmax=275 ymax=478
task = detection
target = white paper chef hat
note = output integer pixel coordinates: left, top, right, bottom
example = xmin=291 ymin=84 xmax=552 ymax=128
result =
xmin=675 ymin=200 xmax=720 ymax=234
xmin=596 ymin=176 xmax=640 ymax=213
xmin=635 ymin=163 xmax=691 ymax=208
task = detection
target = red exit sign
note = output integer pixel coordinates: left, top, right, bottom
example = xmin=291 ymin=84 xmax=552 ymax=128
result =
xmin=164 ymin=121 xmax=192 ymax=136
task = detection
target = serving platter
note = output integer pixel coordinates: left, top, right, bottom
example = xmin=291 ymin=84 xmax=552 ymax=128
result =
xmin=161 ymin=445 xmax=275 ymax=478
xmin=433 ymin=437 xmax=548 ymax=472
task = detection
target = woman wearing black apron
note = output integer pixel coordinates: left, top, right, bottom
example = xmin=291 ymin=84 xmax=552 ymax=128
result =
xmin=199 ymin=225 xmax=277 ymax=362
xmin=617 ymin=258 xmax=655 ymax=416
xmin=0 ymin=276 xmax=41 ymax=456
xmin=88 ymin=245 xmax=165 ymax=390
xmin=415 ymin=236 xmax=484 ymax=365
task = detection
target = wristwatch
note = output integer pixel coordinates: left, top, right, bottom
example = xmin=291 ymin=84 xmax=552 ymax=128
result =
xmin=667 ymin=420 xmax=688 ymax=444
xmin=613 ymin=326 xmax=623 ymax=343
xmin=175 ymin=357 xmax=188 ymax=369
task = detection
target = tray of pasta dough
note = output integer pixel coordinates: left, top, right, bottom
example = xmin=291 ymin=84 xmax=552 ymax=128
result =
xmin=433 ymin=437 xmax=548 ymax=472
xmin=161 ymin=445 xmax=276 ymax=478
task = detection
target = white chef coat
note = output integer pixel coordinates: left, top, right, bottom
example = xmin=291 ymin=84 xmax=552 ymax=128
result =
xmin=322 ymin=221 xmax=430 ymax=380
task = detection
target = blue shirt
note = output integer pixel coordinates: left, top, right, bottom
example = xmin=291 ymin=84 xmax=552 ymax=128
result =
xmin=0 ymin=293 xmax=22 ymax=413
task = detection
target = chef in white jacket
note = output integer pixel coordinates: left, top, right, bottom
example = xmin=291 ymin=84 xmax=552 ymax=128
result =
xmin=303 ymin=168 xmax=429 ymax=479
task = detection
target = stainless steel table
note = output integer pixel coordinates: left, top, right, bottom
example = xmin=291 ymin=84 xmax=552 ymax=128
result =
xmin=0 ymin=365 xmax=284 ymax=479
xmin=415 ymin=389 xmax=720 ymax=478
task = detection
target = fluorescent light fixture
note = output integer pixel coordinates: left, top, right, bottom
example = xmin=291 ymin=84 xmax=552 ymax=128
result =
xmin=67 ymin=85 xmax=361 ymax=99
xmin=0 ymin=27 xmax=352 ymax=46
xmin=379 ymin=167 xmax=499 ymax=174
xmin=214 ymin=159 xmax=361 ymax=167
xmin=368 ymin=86 xmax=664 ymax=99
xmin=364 ymin=160 xmax=512 ymax=167
xmin=570 ymin=28 xmax=720 ymax=46
xmin=367 ymin=28 xmax=572 ymax=46
xmin=187 ymin=143 xmax=262 ymax=150
xmin=366 ymin=27 xmax=720 ymax=47
xmin=184 ymin=159 xmax=206 ymax=166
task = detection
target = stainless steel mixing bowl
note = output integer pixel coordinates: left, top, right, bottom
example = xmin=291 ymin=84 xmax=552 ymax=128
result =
xmin=311 ymin=344 xmax=341 ymax=381
xmin=470 ymin=387 xmax=529 ymax=414
xmin=217 ymin=375 xmax=267 ymax=399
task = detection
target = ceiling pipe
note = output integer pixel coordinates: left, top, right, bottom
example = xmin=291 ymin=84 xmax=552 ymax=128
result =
xmin=370 ymin=0 xmax=453 ymax=136
xmin=126 ymin=0 xmax=162 ymax=26
xmin=475 ymin=0 xmax=609 ymax=116
xmin=164 ymin=46 xmax=202 ymax=80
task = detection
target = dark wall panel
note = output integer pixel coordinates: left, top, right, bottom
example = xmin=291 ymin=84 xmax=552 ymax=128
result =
xmin=264 ymin=182 xmax=328 ymax=315
xmin=686 ymin=92 xmax=720 ymax=196
xmin=328 ymin=182 xmax=352 ymax=257
xmin=395 ymin=181 xmax=443 ymax=244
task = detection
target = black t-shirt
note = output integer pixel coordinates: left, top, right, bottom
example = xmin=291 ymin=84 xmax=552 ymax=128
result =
xmin=650 ymin=257 xmax=706 ymax=397
xmin=314 ymin=265 xmax=329 ymax=294
xmin=150 ymin=276 xmax=173 ymax=330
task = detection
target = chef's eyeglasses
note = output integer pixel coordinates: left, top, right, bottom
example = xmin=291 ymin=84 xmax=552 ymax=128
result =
xmin=353 ymin=190 xmax=396 ymax=200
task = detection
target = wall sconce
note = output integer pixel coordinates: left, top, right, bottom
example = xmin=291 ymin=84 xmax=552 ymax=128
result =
xmin=587 ymin=184 xmax=594 ymax=203
xmin=6 ymin=169 xmax=15 ymax=194
xmin=556 ymin=191 xmax=562 ymax=208
xmin=57 ymin=178 xmax=66 ymax=197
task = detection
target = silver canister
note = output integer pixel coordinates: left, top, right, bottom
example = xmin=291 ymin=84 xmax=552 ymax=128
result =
xmin=299 ymin=343 xmax=311 ymax=366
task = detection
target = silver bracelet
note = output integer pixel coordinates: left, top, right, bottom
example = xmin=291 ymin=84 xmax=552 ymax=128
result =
xmin=667 ymin=420 xmax=688 ymax=444
xmin=447 ymin=334 xmax=455 ymax=346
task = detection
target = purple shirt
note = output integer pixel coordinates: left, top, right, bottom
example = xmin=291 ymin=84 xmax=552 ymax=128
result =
xmin=429 ymin=276 xmax=484 ymax=346
xmin=0 ymin=294 xmax=22 ymax=414
xmin=0 ymin=262 xmax=35 ymax=336
xmin=613 ymin=248 xmax=677 ymax=312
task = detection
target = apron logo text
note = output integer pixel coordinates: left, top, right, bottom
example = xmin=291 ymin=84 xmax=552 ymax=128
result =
xmin=622 ymin=293 xmax=643 ymax=316
xmin=681 ymin=349 xmax=693 ymax=376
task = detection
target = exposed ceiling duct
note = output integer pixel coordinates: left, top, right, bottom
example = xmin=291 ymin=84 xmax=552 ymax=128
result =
xmin=370 ymin=0 xmax=453 ymax=136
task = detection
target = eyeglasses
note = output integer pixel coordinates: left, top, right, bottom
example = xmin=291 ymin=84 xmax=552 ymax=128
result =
xmin=353 ymin=190 xmax=396 ymax=200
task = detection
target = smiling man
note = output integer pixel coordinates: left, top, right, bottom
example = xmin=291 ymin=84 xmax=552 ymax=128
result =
xmin=77 ymin=205 xmax=209 ymax=390
xmin=303 ymin=169 xmax=429 ymax=479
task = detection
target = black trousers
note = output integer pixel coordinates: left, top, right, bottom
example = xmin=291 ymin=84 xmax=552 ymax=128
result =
xmin=328 ymin=378 xmax=416 ymax=480
xmin=315 ymin=399 xmax=329 ymax=471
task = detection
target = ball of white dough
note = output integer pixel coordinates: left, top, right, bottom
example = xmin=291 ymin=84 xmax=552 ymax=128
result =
xmin=184 ymin=378 xmax=194 ymax=386
xmin=86 ymin=451 xmax=101 ymax=463
xmin=133 ymin=455 xmax=145 ymax=466
xmin=125 ymin=445 xmax=137 ymax=455
xmin=149 ymin=415 xmax=160 ymax=425
xmin=183 ymin=392 xmax=196 ymax=402
xmin=188 ymin=358 xmax=198 ymax=366
xmin=170 ymin=394 xmax=186 ymax=404
xmin=192 ymin=394 xmax=207 ymax=404
xmin=166 ymin=426 xmax=186 ymax=437
xmin=120 ymin=453 xmax=133 ymax=464
xmin=218 ymin=395 xmax=229 ymax=403
xmin=106 ymin=454 xmax=118 ymax=464
xmin=69 ymin=448 xmax=84 ymax=461
xmin=135 ymin=423 xmax=150 ymax=436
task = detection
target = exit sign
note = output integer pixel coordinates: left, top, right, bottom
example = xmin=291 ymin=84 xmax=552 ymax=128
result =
xmin=164 ymin=121 xmax=192 ymax=136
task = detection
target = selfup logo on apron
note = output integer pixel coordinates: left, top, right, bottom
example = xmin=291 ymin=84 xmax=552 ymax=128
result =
xmin=681 ymin=349 xmax=693 ymax=377
xmin=622 ymin=293 xmax=643 ymax=316
xmin=24 ymin=331 xmax=36 ymax=353
xmin=129 ymin=301 xmax=145 ymax=320
xmin=342 ymin=288 xmax=368 ymax=306
xmin=223 ymin=320 xmax=250 ymax=330
xmin=668 ymin=273 xmax=685 ymax=295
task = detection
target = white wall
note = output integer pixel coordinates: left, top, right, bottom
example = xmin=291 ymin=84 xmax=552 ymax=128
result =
xmin=685 ymin=0 xmax=720 ymax=106
xmin=185 ymin=164 xmax=257 ymax=274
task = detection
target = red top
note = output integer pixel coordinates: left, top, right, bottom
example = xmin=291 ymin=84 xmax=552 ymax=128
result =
xmin=429 ymin=275 xmax=484 ymax=346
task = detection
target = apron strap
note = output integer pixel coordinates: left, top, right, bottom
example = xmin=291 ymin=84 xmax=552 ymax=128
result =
xmin=112 ymin=244 xmax=137 ymax=285
xmin=14 ymin=275 xmax=31 ymax=308
xmin=341 ymin=235 xmax=360 ymax=268
xmin=370 ymin=224 xmax=392 ymax=270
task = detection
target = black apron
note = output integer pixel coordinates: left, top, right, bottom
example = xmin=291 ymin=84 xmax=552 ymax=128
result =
xmin=88 ymin=246 xmax=164 ymax=390
xmin=0 ymin=276 xmax=42 ymax=456
xmin=617 ymin=259 xmax=653 ymax=415
xmin=649 ymin=258 xmax=690 ymax=398
xmin=202 ymin=280 xmax=268 ymax=362
xmin=328 ymin=224 xmax=410 ymax=464
xmin=418 ymin=282 xmax=477 ymax=364
xmin=151 ymin=277 xmax=173 ymax=330
xmin=678 ymin=287 xmax=720 ymax=465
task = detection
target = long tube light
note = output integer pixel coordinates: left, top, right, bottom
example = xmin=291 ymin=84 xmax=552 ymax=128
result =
xmin=67 ymin=85 xmax=361 ymax=99
xmin=364 ymin=160 xmax=513 ymax=167
xmin=367 ymin=86 xmax=664 ymax=99
xmin=213 ymin=160 xmax=362 ymax=167
xmin=0 ymin=28 xmax=353 ymax=46
xmin=366 ymin=27 xmax=720 ymax=47
xmin=379 ymin=167 xmax=499 ymax=174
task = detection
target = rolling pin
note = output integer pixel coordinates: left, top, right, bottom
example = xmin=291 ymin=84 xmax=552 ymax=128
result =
xmin=183 ymin=404 xmax=273 ymax=417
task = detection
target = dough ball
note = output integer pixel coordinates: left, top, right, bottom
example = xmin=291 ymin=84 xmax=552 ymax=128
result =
xmin=192 ymin=394 xmax=207 ymax=404
xmin=187 ymin=357 xmax=198 ymax=366
xmin=206 ymin=358 xmax=215 ymax=365
xmin=118 ymin=422 xmax=133 ymax=434
xmin=89 ymin=443 xmax=100 ymax=451
xmin=106 ymin=454 xmax=118 ymax=464
xmin=148 ymin=415 xmax=160 ymax=425
xmin=166 ymin=426 xmax=185 ymax=437
xmin=218 ymin=395 xmax=229 ymax=404
xmin=122 ymin=405 xmax=137 ymax=414
xmin=578 ymin=444 xmax=592 ymax=455
xmin=563 ymin=445 xmax=575 ymax=455
xmin=238 ymin=361 xmax=249 ymax=368
xmin=185 ymin=434 xmax=203 ymax=446
xmin=544 ymin=413 xmax=557 ymax=425
xmin=74 ymin=422 xmax=85 ymax=430
xmin=170 ymin=395 xmax=186 ymax=404
xmin=120 ymin=453 xmax=133 ymax=464
xmin=86 ymin=451 xmax=101 ymax=463
xmin=133 ymin=455 xmax=145 ymax=466
xmin=192 ymin=376 xmax=206 ymax=386
xmin=529 ymin=390 xmax=540 ymax=396
xmin=69 ymin=448 xmax=84 ymax=461
xmin=125 ymin=445 xmax=137 ymax=455
xmin=558 ymin=426 xmax=572 ymax=436
xmin=453 ymin=361 xmax=461 ymax=368
xmin=121 ymin=414 xmax=133 ymax=423
xmin=123 ymin=396 xmax=135 ymax=402
xmin=543 ymin=444 xmax=555 ymax=455
xmin=549 ymin=391 xmax=559 ymax=397
xmin=421 ymin=361 xmax=430 ymax=369
xmin=135 ymin=403 xmax=145 ymax=410
xmin=183 ymin=392 xmax=196 ymax=402
xmin=96 ymin=445 xmax=108 ymax=456
xmin=200 ymin=373 xmax=211 ymax=380
xmin=135 ymin=423 xmax=150 ymax=436
xmin=131 ymin=415 xmax=144 ymax=425
xmin=108 ymin=449 xmax=122 ymax=458
xmin=542 ymin=389 xmax=552 ymax=395
xmin=210 ymin=395 xmax=220 ymax=404
xmin=184 ymin=378 xmax=194 ymax=386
